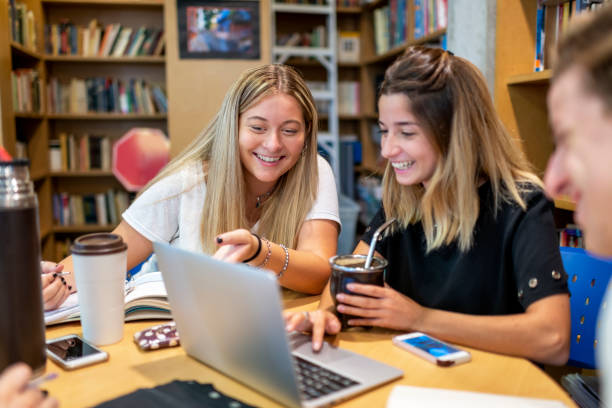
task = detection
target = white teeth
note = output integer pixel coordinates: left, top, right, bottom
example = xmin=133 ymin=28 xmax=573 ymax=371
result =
xmin=255 ymin=153 xmax=281 ymax=163
xmin=391 ymin=161 xmax=414 ymax=169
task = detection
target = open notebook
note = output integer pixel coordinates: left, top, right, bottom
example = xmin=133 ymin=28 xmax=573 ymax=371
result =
xmin=44 ymin=271 xmax=171 ymax=325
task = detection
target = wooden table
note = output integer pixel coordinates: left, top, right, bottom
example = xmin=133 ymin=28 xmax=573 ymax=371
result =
xmin=44 ymin=293 xmax=576 ymax=407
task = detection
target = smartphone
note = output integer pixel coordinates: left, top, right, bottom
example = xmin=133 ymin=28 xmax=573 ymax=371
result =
xmin=392 ymin=332 xmax=471 ymax=367
xmin=46 ymin=334 xmax=108 ymax=370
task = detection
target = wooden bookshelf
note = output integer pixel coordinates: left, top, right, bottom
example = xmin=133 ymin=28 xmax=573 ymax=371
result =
xmin=507 ymin=69 xmax=553 ymax=86
xmin=46 ymin=113 xmax=167 ymax=120
xmin=0 ymin=0 xmax=167 ymax=261
xmin=44 ymin=55 xmax=165 ymax=63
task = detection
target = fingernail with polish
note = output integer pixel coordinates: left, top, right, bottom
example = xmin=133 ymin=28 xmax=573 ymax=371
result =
xmin=52 ymin=273 xmax=58 ymax=278
xmin=216 ymin=236 xmax=223 ymax=244
xmin=68 ymin=286 xmax=72 ymax=290
xmin=60 ymin=278 xmax=66 ymax=284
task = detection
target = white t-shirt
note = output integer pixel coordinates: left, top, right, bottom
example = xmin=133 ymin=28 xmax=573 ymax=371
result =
xmin=123 ymin=155 xmax=340 ymax=254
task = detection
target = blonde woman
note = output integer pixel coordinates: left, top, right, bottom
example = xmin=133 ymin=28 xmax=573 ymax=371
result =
xmin=42 ymin=64 xmax=340 ymax=310
xmin=286 ymin=46 xmax=570 ymax=365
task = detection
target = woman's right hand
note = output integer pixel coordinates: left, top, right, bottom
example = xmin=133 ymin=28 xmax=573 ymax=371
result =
xmin=0 ymin=363 xmax=58 ymax=408
xmin=41 ymin=261 xmax=71 ymax=311
xmin=283 ymin=309 xmax=341 ymax=351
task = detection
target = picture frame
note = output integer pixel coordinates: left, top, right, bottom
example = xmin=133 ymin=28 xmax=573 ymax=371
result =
xmin=177 ymin=0 xmax=260 ymax=60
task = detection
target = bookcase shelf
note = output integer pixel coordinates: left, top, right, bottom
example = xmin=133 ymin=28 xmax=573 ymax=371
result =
xmin=337 ymin=6 xmax=361 ymax=14
xmin=41 ymin=0 xmax=163 ymax=6
xmin=554 ymin=197 xmax=576 ymax=212
xmin=0 ymin=0 xmax=166 ymax=261
xmin=44 ymin=55 xmax=165 ymax=63
xmin=507 ymin=69 xmax=552 ymax=86
xmin=11 ymin=42 xmax=43 ymax=60
xmin=53 ymin=224 xmax=115 ymax=233
xmin=50 ymin=170 xmax=115 ymax=177
xmin=46 ymin=113 xmax=167 ymax=120
xmin=273 ymin=3 xmax=333 ymax=14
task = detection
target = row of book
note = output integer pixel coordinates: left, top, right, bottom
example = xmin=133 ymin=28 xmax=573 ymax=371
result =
xmin=372 ymin=0 xmax=447 ymax=55
xmin=414 ymin=0 xmax=448 ymax=39
xmin=277 ymin=25 xmax=327 ymax=48
xmin=534 ymin=0 xmax=608 ymax=72
xmin=49 ymin=133 xmax=112 ymax=172
xmin=45 ymin=20 xmax=165 ymax=58
xmin=52 ymin=190 xmax=131 ymax=227
xmin=11 ymin=69 xmax=43 ymax=113
xmin=336 ymin=0 xmax=360 ymax=6
xmin=338 ymin=81 xmax=360 ymax=115
xmin=47 ymin=77 xmax=168 ymax=115
xmin=8 ymin=0 xmax=37 ymax=51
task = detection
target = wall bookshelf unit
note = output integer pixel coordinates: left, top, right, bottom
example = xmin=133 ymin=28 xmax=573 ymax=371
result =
xmin=495 ymin=0 xmax=582 ymax=214
xmin=0 ymin=0 xmax=167 ymax=261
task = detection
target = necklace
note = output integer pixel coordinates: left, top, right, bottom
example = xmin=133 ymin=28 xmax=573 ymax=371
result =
xmin=255 ymin=191 xmax=272 ymax=208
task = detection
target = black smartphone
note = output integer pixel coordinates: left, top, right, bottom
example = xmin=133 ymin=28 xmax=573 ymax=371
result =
xmin=46 ymin=334 xmax=108 ymax=370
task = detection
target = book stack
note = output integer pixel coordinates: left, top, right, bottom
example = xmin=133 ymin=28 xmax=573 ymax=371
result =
xmin=11 ymin=69 xmax=43 ymax=113
xmin=49 ymin=133 xmax=113 ymax=172
xmin=47 ymin=77 xmax=167 ymax=115
xmin=8 ymin=0 xmax=37 ymax=51
xmin=45 ymin=19 xmax=165 ymax=57
xmin=52 ymin=190 xmax=131 ymax=227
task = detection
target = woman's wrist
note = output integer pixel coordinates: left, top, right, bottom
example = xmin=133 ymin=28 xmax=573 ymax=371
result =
xmin=242 ymin=233 xmax=262 ymax=263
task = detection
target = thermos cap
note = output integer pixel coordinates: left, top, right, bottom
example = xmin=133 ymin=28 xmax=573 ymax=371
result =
xmin=71 ymin=233 xmax=127 ymax=256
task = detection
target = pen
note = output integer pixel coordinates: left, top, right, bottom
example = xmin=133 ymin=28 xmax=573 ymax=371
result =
xmin=28 ymin=372 xmax=58 ymax=388
xmin=55 ymin=271 xmax=71 ymax=277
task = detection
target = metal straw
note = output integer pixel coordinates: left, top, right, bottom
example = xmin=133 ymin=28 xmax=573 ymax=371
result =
xmin=364 ymin=218 xmax=397 ymax=269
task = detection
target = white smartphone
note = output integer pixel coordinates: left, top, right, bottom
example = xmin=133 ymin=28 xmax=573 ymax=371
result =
xmin=46 ymin=334 xmax=109 ymax=370
xmin=392 ymin=332 xmax=471 ymax=367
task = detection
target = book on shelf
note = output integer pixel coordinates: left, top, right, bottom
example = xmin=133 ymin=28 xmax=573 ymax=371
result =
xmin=47 ymin=77 xmax=168 ymax=115
xmin=11 ymin=69 xmax=42 ymax=113
xmin=44 ymin=19 xmax=164 ymax=57
xmin=338 ymin=31 xmax=360 ymax=63
xmin=45 ymin=271 xmax=171 ymax=326
xmin=9 ymin=1 xmax=37 ymax=51
xmin=559 ymin=224 xmax=584 ymax=248
xmin=51 ymin=133 xmax=113 ymax=171
xmin=414 ymin=0 xmax=447 ymax=40
xmin=52 ymin=190 xmax=130 ymax=227
xmin=534 ymin=0 xmax=603 ymax=72
xmin=338 ymin=81 xmax=360 ymax=115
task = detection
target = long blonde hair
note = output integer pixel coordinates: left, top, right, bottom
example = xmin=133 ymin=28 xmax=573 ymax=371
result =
xmin=379 ymin=46 xmax=541 ymax=252
xmin=144 ymin=64 xmax=319 ymax=253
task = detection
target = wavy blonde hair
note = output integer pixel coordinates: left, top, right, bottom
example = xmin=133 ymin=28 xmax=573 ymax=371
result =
xmin=379 ymin=46 xmax=542 ymax=252
xmin=143 ymin=64 xmax=319 ymax=253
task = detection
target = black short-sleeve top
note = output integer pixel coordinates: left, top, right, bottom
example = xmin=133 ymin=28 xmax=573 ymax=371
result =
xmin=361 ymin=182 xmax=569 ymax=315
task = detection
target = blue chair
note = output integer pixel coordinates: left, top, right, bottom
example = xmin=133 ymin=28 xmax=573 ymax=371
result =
xmin=561 ymin=247 xmax=612 ymax=368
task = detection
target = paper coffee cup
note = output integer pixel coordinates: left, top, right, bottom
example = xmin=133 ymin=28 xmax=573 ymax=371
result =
xmin=71 ymin=233 xmax=128 ymax=346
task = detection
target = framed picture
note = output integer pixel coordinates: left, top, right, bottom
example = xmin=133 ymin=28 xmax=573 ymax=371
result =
xmin=177 ymin=0 xmax=260 ymax=60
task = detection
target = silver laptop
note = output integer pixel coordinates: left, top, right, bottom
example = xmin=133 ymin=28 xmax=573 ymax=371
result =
xmin=153 ymin=242 xmax=403 ymax=408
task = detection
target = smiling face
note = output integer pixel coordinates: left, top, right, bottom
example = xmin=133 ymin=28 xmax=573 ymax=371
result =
xmin=238 ymin=92 xmax=306 ymax=194
xmin=378 ymin=93 xmax=438 ymax=187
xmin=545 ymin=67 xmax=612 ymax=256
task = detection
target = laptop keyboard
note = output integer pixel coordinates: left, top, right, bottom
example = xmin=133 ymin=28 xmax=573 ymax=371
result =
xmin=293 ymin=355 xmax=360 ymax=400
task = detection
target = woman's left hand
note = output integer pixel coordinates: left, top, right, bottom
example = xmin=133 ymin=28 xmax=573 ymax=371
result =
xmin=213 ymin=229 xmax=259 ymax=263
xmin=335 ymin=283 xmax=426 ymax=331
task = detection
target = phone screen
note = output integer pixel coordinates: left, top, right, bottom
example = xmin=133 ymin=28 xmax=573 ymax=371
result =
xmin=47 ymin=336 xmax=102 ymax=361
xmin=402 ymin=335 xmax=460 ymax=357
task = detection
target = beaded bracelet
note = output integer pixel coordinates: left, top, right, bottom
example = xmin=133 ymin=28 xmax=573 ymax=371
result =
xmin=256 ymin=237 xmax=272 ymax=268
xmin=242 ymin=233 xmax=261 ymax=263
xmin=278 ymin=244 xmax=289 ymax=279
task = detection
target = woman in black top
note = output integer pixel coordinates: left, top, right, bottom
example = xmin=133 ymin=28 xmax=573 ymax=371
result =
xmin=286 ymin=46 xmax=570 ymax=365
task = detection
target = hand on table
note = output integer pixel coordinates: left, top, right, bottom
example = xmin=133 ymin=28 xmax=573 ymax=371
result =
xmin=213 ymin=229 xmax=260 ymax=263
xmin=335 ymin=283 xmax=425 ymax=331
xmin=41 ymin=261 xmax=70 ymax=311
xmin=0 ymin=363 xmax=58 ymax=408
xmin=284 ymin=309 xmax=341 ymax=352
